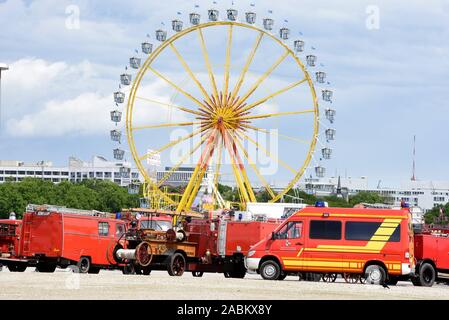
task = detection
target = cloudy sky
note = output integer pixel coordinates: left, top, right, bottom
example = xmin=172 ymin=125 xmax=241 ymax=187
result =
xmin=0 ymin=0 xmax=448 ymax=188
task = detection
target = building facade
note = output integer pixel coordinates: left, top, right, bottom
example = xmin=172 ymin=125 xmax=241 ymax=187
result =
xmin=0 ymin=156 xmax=142 ymax=187
xmin=298 ymin=176 xmax=449 ymax=212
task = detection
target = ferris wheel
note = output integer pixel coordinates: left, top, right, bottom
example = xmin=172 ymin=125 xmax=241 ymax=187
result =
xmin=110 ymin=4 xmax=336 ymax=212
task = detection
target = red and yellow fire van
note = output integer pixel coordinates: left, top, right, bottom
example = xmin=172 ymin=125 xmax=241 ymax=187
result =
xmin=246 ymin=206 xmax=415 ymax=284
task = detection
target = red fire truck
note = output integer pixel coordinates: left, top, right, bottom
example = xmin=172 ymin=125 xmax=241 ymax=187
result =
xmin=0 ymin=219 xmax=23 ymax=271
xmin=412 ymin=231 xmax=449 ymax=287
xmin=245 ymin=205 xmax=415 ymax=285
xmin=0 ymin=204 xmax=127 ymax=273
xmin=112 ymin=217 xmax=279 ymax=277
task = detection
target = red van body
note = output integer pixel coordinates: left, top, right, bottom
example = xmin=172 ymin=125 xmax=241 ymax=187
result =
xmin=246 ymin=207 xmax=414 ymax=284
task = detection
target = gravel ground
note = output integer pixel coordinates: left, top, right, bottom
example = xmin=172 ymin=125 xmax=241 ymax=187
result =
xmin=1 ymin=268 xmax=448 ymax=300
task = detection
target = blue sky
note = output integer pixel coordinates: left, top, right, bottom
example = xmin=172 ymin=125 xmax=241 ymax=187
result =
xmin=0 ymin=0 xmax=448 ymax=188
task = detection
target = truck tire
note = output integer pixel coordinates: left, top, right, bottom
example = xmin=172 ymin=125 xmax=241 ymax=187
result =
xmin=122 ymin=264 xmax=136 ymax=275
xmin=88 ymin=267 xmax=100 ymax=274
xmin=142 ymin=267 xmax=152 ymax=275
xmin=416 ymin=263 xmax=436 ymax=287
xmin=364 ymin=265 xmax=386 ymax=285
xmin=8 ymin=263 xmax=27 ymax=272
xmin=77 ymin=257 xmax=91 ymax=274
xmin=260 ymin=260 xmax=281 ymax=280
xmin=167 ymin=253 xmax=186 ymax=276
xmin=36 ymin=263 xmax=56 ymax=273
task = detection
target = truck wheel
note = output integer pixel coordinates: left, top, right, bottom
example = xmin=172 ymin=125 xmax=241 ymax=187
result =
xmin=322 ymin=273 xmax=338 ymax=282
xmin=192 ymin=271 xmax=204 ymax=277
xmin=142 ymin=267 xmax=152 ymax=275
xmin=417 ymin=263 xmax=436 ymax=287
xmin=260 ymin=260 xmax=281 ymax=280
xmin=364 ymin=265 xmax=386 ymax=285
xmin=36 ymin=263 xmax=56 ymax=273
xmin=77 ymin=257 xmax=91 ymax=274
xmin=8 ymin=263 xmax=27 ymax=272
xmin=88 ymin=267 xmax=100 ymax=274
xmin=167 ymin=253 xmax=186 ymax=276
xmin=122 ymin=264 xmax=136 ymax=275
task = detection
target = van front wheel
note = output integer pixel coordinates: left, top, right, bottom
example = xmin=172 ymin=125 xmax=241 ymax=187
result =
xmin=260 ymin=260 xmax=281 ymax=280
xmin=364 ymin=265 xmax=386 ymax=285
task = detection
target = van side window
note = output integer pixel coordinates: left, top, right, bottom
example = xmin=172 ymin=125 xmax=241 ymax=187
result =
xmin=309 ymin=220 xmax=341 ymax=240
xmin=98 ymin=222 xmax=109 ymax=236
xmin=345 ymin=221 xmax=400 ymax=242
xmin=277 ymin=221 xmax=302 ymax=239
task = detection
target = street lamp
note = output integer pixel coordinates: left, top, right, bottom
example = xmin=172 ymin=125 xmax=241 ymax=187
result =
xmin=0 ymin=63 xmax=9 ymax=129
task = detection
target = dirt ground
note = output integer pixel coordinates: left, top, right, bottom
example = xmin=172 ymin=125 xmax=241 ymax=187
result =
xmin=0 ymin=268 xmax=448 ymax=300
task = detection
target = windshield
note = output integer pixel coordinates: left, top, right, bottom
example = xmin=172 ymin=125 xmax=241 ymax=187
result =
xmin=140 ymin=220 xmax=172 ymax=231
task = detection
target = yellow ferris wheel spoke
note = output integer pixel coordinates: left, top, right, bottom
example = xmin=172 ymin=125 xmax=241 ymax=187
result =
xmin=213 ymin=135 xmax=223 ymax=200
xmin=138 ymin=125 xmax=210 ymax=161
xmin=177 ymin=129 xmax=218 ymax=212
xmin=239 ymin=109 xmax=315 ymax=121
xmin=169 ymin=42 xmax=213 ymax=105
xmin=223 ymin=25 xmax=233 ymax=106
xmin=229 ymin=129 xmax=276 ymax=199
xmin=223 ymin=125 xmax=256 ymax=202
xmin=135 ymin=96 xmax=207 ymax=117
xmin=133 ymin=121 xmax=202 ymax=131
xmin=240 ymin=123 xmax=310 ymax=145
xmin=198 ymin=28 xmax=219 ymax=100
xmin=235 ymin=129 xmax=297 ymax=174
xmin=157 ymin=129 xmax=213 ymax=187
xmin=230 ymin=31 xmax=264 ymax=101
xmin=234 ymin=50 xmax=290 ymax=108
xmin=237 ymin=78 xmax=308 ymax=114
xmin=147 ymin=66 xmax=208 ymax=111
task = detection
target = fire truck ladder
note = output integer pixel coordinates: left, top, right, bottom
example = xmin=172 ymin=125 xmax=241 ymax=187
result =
xmin=26 ymin=204 xmax=110 ymax=217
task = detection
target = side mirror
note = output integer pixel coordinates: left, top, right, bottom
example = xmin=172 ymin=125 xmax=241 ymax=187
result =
xmin=271 ymin=232 xmax=276 ymax=240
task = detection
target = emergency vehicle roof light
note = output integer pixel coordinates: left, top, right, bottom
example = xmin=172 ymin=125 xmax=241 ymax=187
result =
xmin=401 ymin=202 xmax=410 ymax=208
xmin=315 ymin=201 xmax=326 ymax=207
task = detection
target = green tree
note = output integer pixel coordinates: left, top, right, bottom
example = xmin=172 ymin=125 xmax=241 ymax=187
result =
xmin=424 ymin=203 xmax=449 ymax=225
xmin=349 ymin=191 xmax=385 ymax=207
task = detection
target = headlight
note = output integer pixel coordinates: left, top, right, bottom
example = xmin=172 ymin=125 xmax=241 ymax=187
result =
xmin=247 ymin=250 xmax=256 ymax=257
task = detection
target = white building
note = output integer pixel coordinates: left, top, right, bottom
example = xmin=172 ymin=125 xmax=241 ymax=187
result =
xmin=0 ymin=156 xmax=142 ymax=187
xmin=156 ymin=166 xmax=213 ymax=187
xmin=298 ymin=176 xmax=449 ymax=212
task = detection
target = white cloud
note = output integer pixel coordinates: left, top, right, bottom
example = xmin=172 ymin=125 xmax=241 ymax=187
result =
xmin=6 ymin=92 xmax=110 ymax=137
